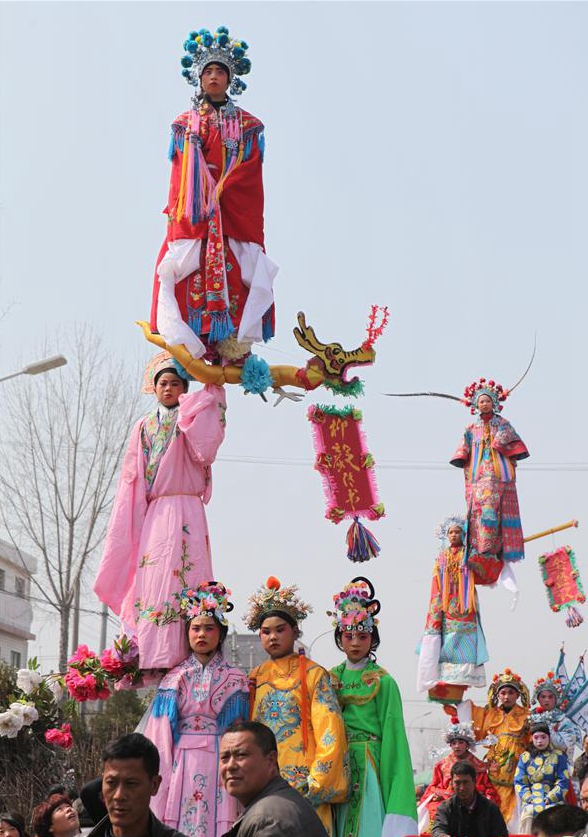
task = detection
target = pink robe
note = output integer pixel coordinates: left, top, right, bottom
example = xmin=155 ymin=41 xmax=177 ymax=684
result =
xmin=144 ymin=651 xmax=249 ymax=836
xmin=94 ymin=385 xmax=226 ymax=670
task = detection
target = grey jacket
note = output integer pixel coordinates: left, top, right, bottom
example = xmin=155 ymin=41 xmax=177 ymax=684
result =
xmin=221 ymin=776 xmax=328 ymax=837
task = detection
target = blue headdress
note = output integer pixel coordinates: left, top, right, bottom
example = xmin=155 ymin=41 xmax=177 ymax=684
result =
xmin=180 ymin=27 xmax=252 ymax=96
xmin=435 ymin=514 xmax=467 ymax=546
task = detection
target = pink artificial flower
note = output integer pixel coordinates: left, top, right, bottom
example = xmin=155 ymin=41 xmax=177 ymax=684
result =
xmin=65 ymin=670 xmax=99 ymax=702
xmin=100 ymin=649 xmax=125 ymax=677
xmin=96 ymin=684 xmax=111 ymax=700
xmin=67 ymin=644 xmax=94 ymax=665
xmin=45 ymin=723 xmax=74 ymax=750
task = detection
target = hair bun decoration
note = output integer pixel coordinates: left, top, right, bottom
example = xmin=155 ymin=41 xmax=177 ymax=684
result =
xmin=180 ymin=26 xmax=252 ymax=95
xmin=329 ymin=577 xmax=380 ymax=632
xmin=179 ymin=581 xmax=233 ymax=625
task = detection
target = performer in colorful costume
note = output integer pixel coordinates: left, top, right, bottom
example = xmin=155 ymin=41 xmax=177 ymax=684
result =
xmin=328 ymin=577 xmax=417 ymax=837
xmin=94 ymin=353 xmax=226 ymax=670
xmin=514 ymin=722 xmax=570 ymax=833
xmin=245 ymin=577 xmax=349 ymax=837
xmin=457 ymin=668 xmax=531 ymax=827
xmin=417 ymin=516 xmax=489 ymax=699
xmin=143 ymin=582 xmax=249 ymax=836
xmin=149 ymin=27 xmax=277 ymax=364
xmin=530 ymin=672 xmax=581 ymax=764
xmin=451 ymin=379 xmax=529 ymax=572
xmin=418 ymin=717 xmax=499 ymax=833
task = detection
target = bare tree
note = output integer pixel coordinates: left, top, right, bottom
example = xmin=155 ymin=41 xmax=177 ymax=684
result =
xmin=0 ymin=327 xmax=140 ymax=670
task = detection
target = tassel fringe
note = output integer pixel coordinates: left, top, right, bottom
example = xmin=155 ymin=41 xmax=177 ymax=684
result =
xmin=346 ymin=517 xmax=380 ymax=563
xmin=564 ymin=606 xmax=584 ymax=628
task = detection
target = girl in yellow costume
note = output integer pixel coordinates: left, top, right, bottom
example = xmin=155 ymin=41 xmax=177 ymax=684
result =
xmin=244 ymin=577 xmax=350 ymax=836
xmin=457 ymin=668 xmax=531 ymax=828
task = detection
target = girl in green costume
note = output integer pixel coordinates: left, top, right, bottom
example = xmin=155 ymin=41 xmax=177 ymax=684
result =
xmin=329 ymin=577 xmax=418 ymax=837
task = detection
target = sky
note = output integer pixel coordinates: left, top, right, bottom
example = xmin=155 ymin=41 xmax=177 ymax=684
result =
xmin=1 ymin=1 xmax=587 ymax=765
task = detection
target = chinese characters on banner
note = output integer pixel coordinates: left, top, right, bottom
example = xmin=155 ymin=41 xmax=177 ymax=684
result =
xmin=308 ymin=404 xmax=384 ymax=525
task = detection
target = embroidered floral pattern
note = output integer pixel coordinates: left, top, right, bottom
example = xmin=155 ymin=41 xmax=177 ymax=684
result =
xmin=135 ymin=534 xmax=194 ymax=626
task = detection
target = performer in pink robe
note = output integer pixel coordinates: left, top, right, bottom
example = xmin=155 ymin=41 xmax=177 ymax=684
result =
xmin=144 ymin=582 xmax=249 ymax=837
xmin=94 ymin=353 xmax=226 ymax=670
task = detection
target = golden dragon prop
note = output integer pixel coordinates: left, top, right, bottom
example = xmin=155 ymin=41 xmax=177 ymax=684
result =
xmin=137 ymin=307 xmax=388 ymax=398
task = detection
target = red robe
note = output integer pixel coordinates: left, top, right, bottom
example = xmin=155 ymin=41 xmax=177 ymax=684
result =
xmin=149 ymin=101 xmax=271 ymax=345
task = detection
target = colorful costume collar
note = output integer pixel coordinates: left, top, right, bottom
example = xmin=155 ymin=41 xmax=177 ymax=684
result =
xmin=328 ymin=576 xmax=380 ymax=632
xmin=243 ymin=577 xmax=312 ymax=632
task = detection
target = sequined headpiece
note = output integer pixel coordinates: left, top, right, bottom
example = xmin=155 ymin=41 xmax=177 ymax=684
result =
xmin=179 ymin=581 xmax=233 ymax=626
xmin=243 ymin=577 xmax=312 ymax=632
xmin=532 ymin=671 xmax=564 ymax=705
xmin=435 ymin=514 xmax=467 ymax=545
xmin=462 ymin=378 xmax=508 ymax=415
xmin=328 ymin=577 xmax=380 ymax=632
xmin=488 ymin=668 xmax=530 ymax=708
xmin=180 ymin=27 xmax=251 ymax=96
xmin=142 ymin=351 xmax=191 ymax=395
xmin=444 ymin=716 xmax=476 ymax=746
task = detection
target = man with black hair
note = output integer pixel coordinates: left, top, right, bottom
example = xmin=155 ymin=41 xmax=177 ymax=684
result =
xmin=87 ymin=733 xmax=187 ymax=837
xmin=531 ymin=804 xmax=588 ymax=837
xmin=432 ymin=761 xmax=508 ymax=837
xmin=219 ymin=721 xmax=327 ymax=836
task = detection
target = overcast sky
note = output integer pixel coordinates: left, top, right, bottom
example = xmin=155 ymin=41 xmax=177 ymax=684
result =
xmin=2 ymin=1 xmax=587 ymax=758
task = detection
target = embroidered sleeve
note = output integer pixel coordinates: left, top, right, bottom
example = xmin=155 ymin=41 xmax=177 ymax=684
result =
xmin=305 ymin=670 xmax=350 ymax=806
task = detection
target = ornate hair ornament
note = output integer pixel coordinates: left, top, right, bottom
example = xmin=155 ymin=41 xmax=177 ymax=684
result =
xmin=444 ymin=716 xmax=476 ymax=746
xmin=180 ymin=27 xmax=251 ymax=96
xmin=488 ymin=667 xmax=530 ymax=708
xmin=532 ymin=671 xmax=564 ymax=705
xmin=243 ymin=577 xmax=312 ymax=632
xmin=328 ymin=576 xmax=381 ymax=632
xmin=142 ymin=351 xmax=191 ymax=395
xmin=179 ymin=581 xmax=234 ymax=626
xmin=462 ymin=378 xmax=507 ymax=415
xmin=435 ymin=514 xmax=467 ymax=544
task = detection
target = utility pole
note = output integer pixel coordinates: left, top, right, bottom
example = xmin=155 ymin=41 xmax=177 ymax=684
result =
xmin=70 ymin=579 xmax=80 ymax=653
xmin=97 ymin=604 xmax=109 ymax=714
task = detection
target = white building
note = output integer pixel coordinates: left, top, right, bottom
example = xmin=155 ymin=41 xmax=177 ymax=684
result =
xmin=0 ymin=539 xmax=37 ymax=669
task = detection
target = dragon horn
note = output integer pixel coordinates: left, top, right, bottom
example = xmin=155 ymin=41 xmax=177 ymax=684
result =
xmin=383 ymin=391 xmax=462 ymax=402
xmin=507 ymin=335 xmax=537 ymax=396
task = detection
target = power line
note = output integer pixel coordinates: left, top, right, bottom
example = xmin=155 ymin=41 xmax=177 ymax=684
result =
xmin=216 ymin=455 xmax=588 ymax=472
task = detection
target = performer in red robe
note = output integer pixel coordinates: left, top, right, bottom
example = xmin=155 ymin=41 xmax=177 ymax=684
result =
xmin=418 ymin=717 xmax=499 ymax=833
xmin=150 ymin=27 xmax=277 ymax=364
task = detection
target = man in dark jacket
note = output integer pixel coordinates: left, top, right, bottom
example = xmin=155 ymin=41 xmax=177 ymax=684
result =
xmin=219 ymin=721 xmax=328 ymax=837
xmin=87 ymin=733 xmax=187 ymax=837
xmin=432 ymin=761 xmax=508 ymax=837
